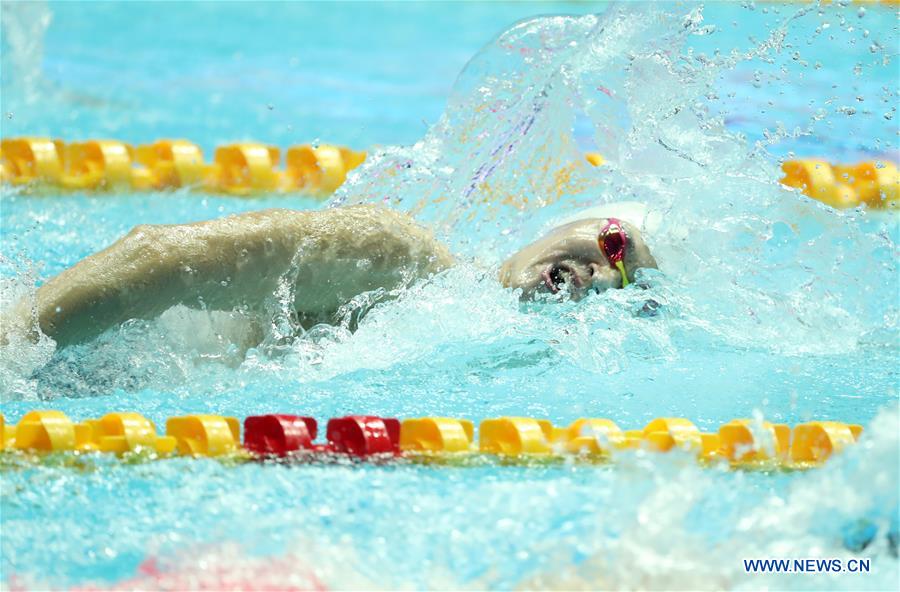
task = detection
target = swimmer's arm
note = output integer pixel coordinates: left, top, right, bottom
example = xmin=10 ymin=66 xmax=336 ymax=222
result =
xmin=24 ymin=206 xmax=454 ymax=347
xmin=27 ymin=210 xmax=299 ymax=346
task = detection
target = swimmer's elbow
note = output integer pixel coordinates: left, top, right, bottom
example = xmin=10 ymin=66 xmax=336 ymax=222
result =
xmin=118 ymin=223 xmax=177 ymax=264
xmin=124 ymin=223 xmax=165 ymax=243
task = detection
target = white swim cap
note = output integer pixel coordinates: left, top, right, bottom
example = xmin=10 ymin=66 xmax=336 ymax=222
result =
xmin=553 ymin=201 xmax=662 ymax=235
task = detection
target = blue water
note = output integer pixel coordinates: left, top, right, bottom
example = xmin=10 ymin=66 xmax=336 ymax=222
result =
xmin=1 ymin=2 xmax=898 ymax=590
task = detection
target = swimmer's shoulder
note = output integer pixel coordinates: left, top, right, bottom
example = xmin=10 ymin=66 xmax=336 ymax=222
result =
xmin=197 ymin=205 xmax=451 ymax=264
xmin=312 ymin=204 xmax=437 ymax=238
xmin=208 ymin=203 xmax=417 ymax=229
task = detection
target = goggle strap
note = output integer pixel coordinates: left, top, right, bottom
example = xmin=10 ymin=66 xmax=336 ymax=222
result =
xmin=615 ymin=260 xmax=630 ymax=287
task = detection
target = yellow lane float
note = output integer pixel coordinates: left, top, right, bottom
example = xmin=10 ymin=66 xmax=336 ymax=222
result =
xmin=83 ymin=412 xmax=176 ymax=455
xmin=0 ymin=138 xmax=64 ymax=185
xmin=553 ymin=418 xmax=628 ymax=455
xmin=60 ymin=140 xmax=134 ymax=191
xmin=790 ymin=421 xmax=863 ymax=465
xmin=641 ymin=417 xmax=705 ymax=453
xmin=207 ymin=143 xmax=282 ymax=196
xmin=7 ymin=410 xmax=92 ymax=452
xmin=285 ymin=145 xmax=366 ymax=196
xmin=717 ymin=418 xmax=791 ymax=464
xmin=0 ymin=137 xmax=366 ymax=197
xmin=478 ymin=417 xmax=555 ymax=455
xmin=781 ymin=159 xmax=898 ymax=209
xmin=399 ymin=417 xmax=474 ymax=453
xmin=133 ymin=139 xmax=206 ymax=190
xmin=833 ymin=161 xmax=899 ymax=208
xmin=1 ymin=414 xmax=12 ymax=450
xmin=165 ymin=414 xmax=242 ymax=457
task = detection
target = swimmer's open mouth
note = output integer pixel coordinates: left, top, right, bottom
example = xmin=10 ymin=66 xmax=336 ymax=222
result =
xmin=541 ymin=263 xmax=579 ymax=294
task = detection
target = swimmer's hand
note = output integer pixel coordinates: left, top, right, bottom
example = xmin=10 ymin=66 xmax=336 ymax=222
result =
xmin=29 ymin=205 xmax=454 ymax=347
xmin=0 ymin=299 xmax=42 ymax=346
xmin=633 ymin=297 xmax=662 ymax=318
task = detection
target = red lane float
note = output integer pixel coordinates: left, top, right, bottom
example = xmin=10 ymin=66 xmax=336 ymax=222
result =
xmin=325 ymin=415 xmax=400 ymax=456
xmin=243 ymin=414 xmax=318 ymax=457
xmin=242 ymin=414 xmax=401 ymax=457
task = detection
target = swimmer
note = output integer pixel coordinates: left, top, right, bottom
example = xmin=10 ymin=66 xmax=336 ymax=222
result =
xmin=3 ymin=204 xmax=657 ymax=348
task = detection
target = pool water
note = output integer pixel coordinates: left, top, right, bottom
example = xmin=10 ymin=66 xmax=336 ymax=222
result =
xmin=1 ymin=2 xmax=898 ymax=590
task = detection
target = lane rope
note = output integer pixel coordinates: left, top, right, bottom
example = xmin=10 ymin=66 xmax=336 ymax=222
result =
xmin=0 ymin=411 xmax=864 ymax=469
xmin=0 ymin=138 xmax=366 ymax=197
xmin=4 ymin=139 xmax=896 ymax=209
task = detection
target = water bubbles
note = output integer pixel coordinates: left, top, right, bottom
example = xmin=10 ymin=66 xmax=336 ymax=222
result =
xmin=752 ymin=70 xmax=763 ymax=88
xmin=1 ymin=5 xmax=898 ymax=587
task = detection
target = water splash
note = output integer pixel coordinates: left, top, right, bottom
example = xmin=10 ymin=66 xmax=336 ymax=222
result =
xmin=0 ymin=252 xmax=56 ymax=400
xmin=524 ymin=402 xmax=900 ymax=591
xmin=0 ymin=0 xmax=52 ymax=105
xmin=334 ymin=3 xmax=897 ymax=358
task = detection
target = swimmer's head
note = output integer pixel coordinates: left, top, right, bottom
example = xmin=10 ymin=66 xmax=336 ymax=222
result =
xmin=498 ymin=218 xmax=658 ymax=298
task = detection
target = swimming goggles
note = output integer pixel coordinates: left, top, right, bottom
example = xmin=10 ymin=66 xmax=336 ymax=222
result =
xmin=598 ymin=218 xmax=630 ymax=288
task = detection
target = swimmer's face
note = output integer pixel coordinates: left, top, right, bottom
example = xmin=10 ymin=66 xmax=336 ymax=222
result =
xmin=498 ymin=218 xmax=658 ymax=298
